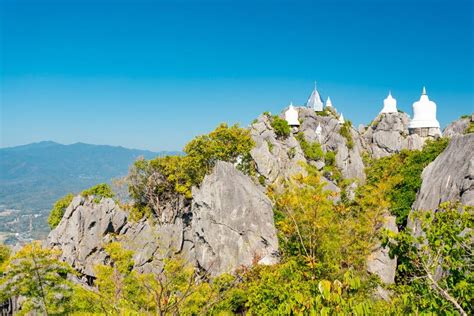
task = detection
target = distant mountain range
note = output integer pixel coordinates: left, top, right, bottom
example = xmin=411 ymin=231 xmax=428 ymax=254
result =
xmin=0 ymin=141 xmax=178 ymax=210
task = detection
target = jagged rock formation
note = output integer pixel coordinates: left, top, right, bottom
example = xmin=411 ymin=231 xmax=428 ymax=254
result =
xmin=47 ymin=161 xmax=279 ymax=279
xmin=250 ymin=108 xmax=366 ymax=186
xmin=367 ymin=214 xmax=398 ymax=284
xmin=250 ymin=113 xmax=306 ymax=185
xmin=47 ymin=196 xmax=127 ymax=277
xmin=192 ymin=161 xmax=279 ymax=276
xmin=412 ymin=134 xmax=474 ymax=212
xmin=363 ymin=112 xmax=424 ymax=158
xmin=443 ymin=117 xmax=471 ymax=138
xmin=298 ymin=108 xmax=366 ymax=181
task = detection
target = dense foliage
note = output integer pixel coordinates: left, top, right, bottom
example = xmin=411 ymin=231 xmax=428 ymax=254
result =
xmin=47 ymin=193 xmax=74 ymax=229
xmin=0 ymin=242 xmax=75 ymax=315
xmin=384 ymin=202 xmax=473 ymax=315
xmin=295 ymin=132 xmax=324 ymax=161
xmin=80 ymin=183 xmax=115 ymax=202
xmin=338 ymin=120 xmax=354 ymax=149
xmin=128 ymin=123 xmax=255 ymax=219
xmin=0 ymin=244 xmax=10 ymax=273
xmin=270 ymin=115 xmax=291 ymax=138
xmin=364 ymin=138 xmax=449 ymax=226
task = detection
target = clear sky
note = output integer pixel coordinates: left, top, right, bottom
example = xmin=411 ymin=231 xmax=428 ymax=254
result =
xmin=1 ymin=0 xmax=473 ymax=151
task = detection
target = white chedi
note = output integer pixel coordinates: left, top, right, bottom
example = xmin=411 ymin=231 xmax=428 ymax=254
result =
xmin=408 ymin=87 xmax=440 ymax=129
xmin=285 ymin=102 xmax=300 ymax=127
xmin=306 ymin=84 xmax=324 ymax=111
xmin=338 ymin=113 xmax=345 ymax=124
xmin=315 ymin=123 xmax=322 ymax=142
xmin=380 ymin=91 xmax=398 ymax=114
xmin=326 ymin=96 xmax=333 ymax=107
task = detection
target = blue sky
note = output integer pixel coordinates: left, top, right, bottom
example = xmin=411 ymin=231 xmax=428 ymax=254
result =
xmin=1 ymin=0 xmax=473 ymax=151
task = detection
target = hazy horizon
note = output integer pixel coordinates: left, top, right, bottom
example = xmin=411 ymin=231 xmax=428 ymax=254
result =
xmin=1 ymin=0 xmax=473 ymax=151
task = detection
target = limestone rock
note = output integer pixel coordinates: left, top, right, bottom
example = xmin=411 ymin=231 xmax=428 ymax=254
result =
xmin=363 ymin=112 xmax=424 ymax=158
xmin=367 ymin=214 xmax=398 ymax=284
xmin=443 ymin=117 xmax=470 ymax=138
xmin=192 ymin=161 xmax=279 ymax=276
xmin=412 ymin=134 xmax=474 ymax=211
xmin=47 ymin=161 xmax=280 ymax=279
xmin=47 ymin=196 xmax=128 ymax=277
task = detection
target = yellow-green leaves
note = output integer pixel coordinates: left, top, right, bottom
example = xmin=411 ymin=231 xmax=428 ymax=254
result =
xmin=47 ymin=192 xmax=74 ymax=229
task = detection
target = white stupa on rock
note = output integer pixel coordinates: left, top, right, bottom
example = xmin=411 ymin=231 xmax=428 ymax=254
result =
xmin=326 ymin=96 xmax=333 ymax=108
xmin=285 ymin=102 xmax=300 ymax=127
xmin=408 ymin=87 xmax=441 ymax=136
xmin=315 ymin=123 xmax=322 ymax=142
xmin=380 ymin=91 xmax=398 ymax=114
xmin=306 ymin=83 xmax=324 ymax=111
xmin=338 ymin=113 xmax=345 ymax=124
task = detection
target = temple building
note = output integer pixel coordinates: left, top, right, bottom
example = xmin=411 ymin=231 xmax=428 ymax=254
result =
xmin=338 ymin=113 xmax=345 ymax=124
xmin=285 ymin=102 xmax=300 ymax=127
xmin=326 ymin=97 xmax=333 ymax=108
xmin=306 ymin=83 xmax=324 ymax=111
xmin=380 ymin=91 xmax=398 ymax=114
xmin=408 ymin=87 xmax=441 ymax=137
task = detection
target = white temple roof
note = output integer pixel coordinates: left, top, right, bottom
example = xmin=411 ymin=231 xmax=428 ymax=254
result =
xmin=285 ymin=102 xmax=300 ymax=127
xmin=338 ymin=113 xmax=345 ymax=124
xmin=381 ymin=91 xmax=398 ymax=114
xmin=326 ymin=96 xmax=333 ymax=107
xmin=408 ymin=87 xmax=440 ymax=129
xmin=306 ymin=83 xmax=324 ymax=111
xmin=315 ymin=123 xmax=322 ymax=134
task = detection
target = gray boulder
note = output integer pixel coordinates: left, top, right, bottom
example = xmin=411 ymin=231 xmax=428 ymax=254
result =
xmin=47 ymin=161 xmax=280 ymax=279
xmin=363 ymin=112 xmax=424 ymax=158
xmin=412 ymin=134 xmax=474 ymax=212
xmin=443 ymin=117 xmax=471 ymax=138
xmin=47 ymin=196 xmax=128 ymax=277
xmin=192 ymin=161 xmax=279 ymax=276
xmin=367 ymin=214 xmax=398 ymax=284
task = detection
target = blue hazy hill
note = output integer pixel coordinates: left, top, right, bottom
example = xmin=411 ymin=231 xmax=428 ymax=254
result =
xmin=0 ymin=141 xmax=177 ymax=210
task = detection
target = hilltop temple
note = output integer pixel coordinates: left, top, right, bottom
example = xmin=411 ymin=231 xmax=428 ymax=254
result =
xmin=306 ymin=84 xmax=324 ymax=111
xmin=380 ymin=91 xmax=398 ymax=114
xmin=408 ymin=87 xmax=441 ymax=137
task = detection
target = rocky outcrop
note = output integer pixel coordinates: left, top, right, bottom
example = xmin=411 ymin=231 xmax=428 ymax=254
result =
xmin=250 ymin=108 xmax=366 ymax=186
xmin=298 ymin=108 xmax=366 ymax=181
xmin=412 ymin=134 xmax=474 ymax=212
xmin=367 ymin=214 xmax=398 ymax=284
xmin=250 ymin=113 xmax=306 ymax=185
xmin=47 ymin=161 xmax=279 ymax=279
xmin=443 ymin=117 xmax=471 ymax=138
xmin=192 ymin=161 xmax=279 ymax=276
xmin=363 ymin=112 xmax=424 ymax=158
xmin=47 ymin=196 xmax=127 ymax=277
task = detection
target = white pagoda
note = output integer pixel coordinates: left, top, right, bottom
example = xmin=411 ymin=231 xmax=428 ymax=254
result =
xmin=338 ymin=113 xmax=345 ymax=124
xmin=315 ymin=123 xmax=322 ymax=142
xmin=380 ymin=91 xmax=398 ymax=114
xmin=285 ymin=102 xmax=300 ymax=127
xmin=326 ymin=96 xmax=333 ymax=108
xmin=306 ymin=83 xmax=324 ymax=111
xmin=408 ymin=87 xmax=441 ymax=137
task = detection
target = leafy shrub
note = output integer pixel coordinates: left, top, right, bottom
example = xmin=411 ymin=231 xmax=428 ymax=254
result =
xmin=287 ymin=147 xmax=296 ymax=159
xmin=324 ymin=151 xmax=336 ymax=166
xmin=295 ymin=132 xmax=323 ymax=161
xmin=81 ymin=183 xmax=115 ymax=203
xmin=363 ymin=138 xmax=449 ymax=226
xmin=48 ymin=193 xmax=74 ymax=229
xmin=465 ymin=121 xmax=474 ymax=134
xmin=339 ymin=121 xmax=354 ymax=150
xmin=270 ymin=115 xmax=291 ymax=138
xmin=0 ymin=244 xmax=10 ymax=272
xmin=128 ymin=123 xmax=255 ymax=216
xmin=266 ymin=140 xmax=274 ymax=153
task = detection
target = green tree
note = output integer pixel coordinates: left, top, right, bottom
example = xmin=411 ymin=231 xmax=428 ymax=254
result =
xmin=0 ymin=242 xmax=75 ymax=315
xmin=295 ymin=132 xmax=323 ymax=161
xmin=270 ymin=115 xmax=291 ymax=138
xmin=0 ymin=244 xmax=10 ymax=273
xmin=81 ymin=183 xmax=115 ymax=202
xmin=47 ymin=193 xmax=74 ymax=229
xmin=384 ymin=202 xmax=473 ymax=315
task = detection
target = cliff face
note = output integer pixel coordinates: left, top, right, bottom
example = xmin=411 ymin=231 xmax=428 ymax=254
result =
xmin=363 ymin=112 xmax=424 ymax=158
xmin=412 ymin=134 xmax=474 ymax=211
xmin=47 ymin=161 xmax=279 ymax=280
